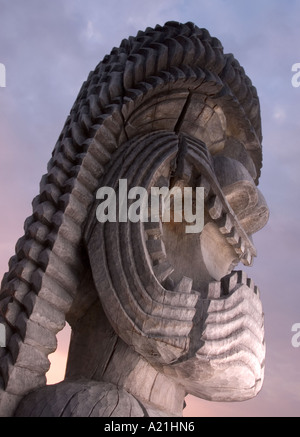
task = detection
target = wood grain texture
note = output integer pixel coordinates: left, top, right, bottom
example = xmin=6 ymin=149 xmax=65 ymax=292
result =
xmin=0 ymin=21 xmax=267 ymax=417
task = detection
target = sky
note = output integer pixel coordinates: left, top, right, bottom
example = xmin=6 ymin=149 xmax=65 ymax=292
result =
xmin=0 ymin=0 xmax=300 ymax=417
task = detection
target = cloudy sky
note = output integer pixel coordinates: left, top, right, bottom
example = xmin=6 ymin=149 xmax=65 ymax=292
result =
xmin=1 ymin=0 xmax=300 ymax=417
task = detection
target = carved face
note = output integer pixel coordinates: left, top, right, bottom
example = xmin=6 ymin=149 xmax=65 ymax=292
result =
xmin=85 ymin=129 xmax=269 ymax=402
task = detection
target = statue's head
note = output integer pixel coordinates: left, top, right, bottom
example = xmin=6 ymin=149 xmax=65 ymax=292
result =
xmin=0 ymin=22 xmax=269 ymax=416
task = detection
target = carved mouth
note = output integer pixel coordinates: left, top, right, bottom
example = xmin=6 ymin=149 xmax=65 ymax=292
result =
xmin=144 ymin=190 xmax=260 ymax=299
xmin=143 ymin=132 xmax=257 ymax=297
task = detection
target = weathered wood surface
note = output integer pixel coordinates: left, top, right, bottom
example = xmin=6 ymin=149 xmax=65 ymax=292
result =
xmin=0 ymin=21 xmax=268 ymax=417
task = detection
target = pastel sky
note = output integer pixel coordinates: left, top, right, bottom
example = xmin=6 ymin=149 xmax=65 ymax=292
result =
xmin=1 ymin=0 xmax=300 ymax=417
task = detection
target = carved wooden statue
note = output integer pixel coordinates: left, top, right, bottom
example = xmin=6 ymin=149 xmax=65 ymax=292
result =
xmin=0 ymin=21 xmax=269 ymax=417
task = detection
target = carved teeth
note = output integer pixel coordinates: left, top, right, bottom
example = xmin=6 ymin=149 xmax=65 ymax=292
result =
xmin=174 ymin=276 xmax=193 ymax=294
xmin=221 ymin=271 xmax=240 ymax=294
xmin=247 ymin=277 xmax=255 ymax=290
xmin=146 ymin=239 xmax=166 ymax=262
xmin=221 ymin=272 xmax=260 ymax=300
xmin=233 ymin=237 xmax=246 ymax=255
xmin=241 ymin=250 xmax=253 ymax=266
xmin=221 ymin=270 xmax=248 ymax=295
xmin=216 ymin=214 xmax=233 ymax=235
xmin=225 ymin=227 xmax=240 ymax=245
xmin=152 ymin=261 xmax=174 ymax=283
xmin=207 ymin=281 xmax=222 ymax=299
xmin=163 ymin=277 xmax=174 ymax=291
xmin=207 ymin=195 xmax=223 ymax=219
xmin=144 ymin=221 xmax=163 ymax=237
xmin=237 ymin=270 xmax=248 ymax=284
